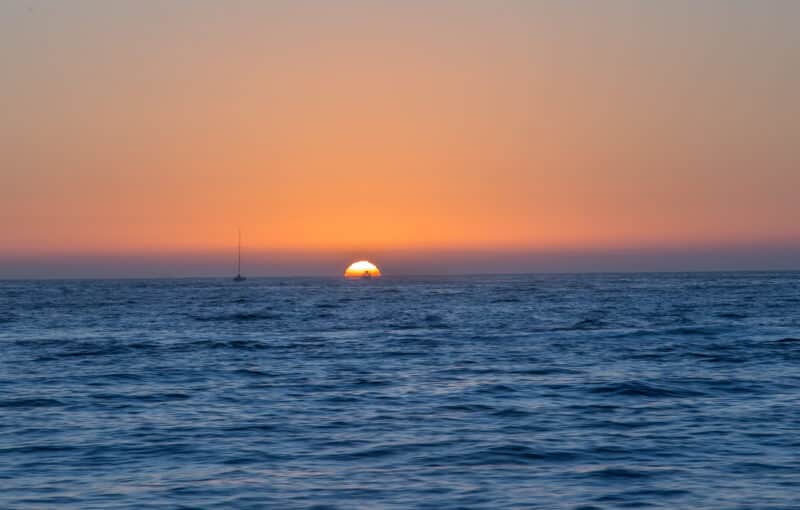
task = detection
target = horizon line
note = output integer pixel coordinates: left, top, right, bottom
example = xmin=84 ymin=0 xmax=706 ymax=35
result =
xmin=2 ymin=268 xmax=799 ymax=282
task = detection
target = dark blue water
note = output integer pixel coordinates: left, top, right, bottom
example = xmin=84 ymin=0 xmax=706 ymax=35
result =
xmin=1 ymin=273 xmax=799 ymax=509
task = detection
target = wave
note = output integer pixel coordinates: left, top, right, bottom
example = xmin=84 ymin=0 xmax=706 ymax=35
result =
xmin=1 ymin=444 xmax=79 ymax=454
xmin=433 ymin=444 xmax=579 ymax=466
xmin=438 ymin=403 xmax=496 ymax=413
xmin=510 ymin=367 xmax=582 ymax=375
xmin=584 ymin=419 xmax=671 ymax=430
xmin=47 ymin=341 xmax=160 ymax=359
xmin=590 ymin=381 xmax=705 ymax=398
xmin=717 ymin=312 xmax=748 ymax=319
xmin=579 ymin=467 xmax=660 ymax=479
xmin=491 ymin=407 xmax=534 ymax=418
xmin=664 ymin=326 xmax=726 ymax=336
xmin=0 ymin=398 xmax=64 ymax=409
xmin=192 ymin=310 xmax=281 ymax=322
xmin=322 ymin=445 xmax=405 ymax=461
xmin=232 ymin=368 xmax=274 ymax=377
xmin=186 ymin=339 xmax=273 ymax=350
xmin=386 ymin=316 xmax=450 ymax=330
xmin=569 ymin=318 xmax=609 ymax=330
xmin=473 ymin=383 xmax=517 ymax=395
xmin=686 ymin=351 xmax=747 ymax=363
xmin=491 ymin=297 xmax=522 ymax=303
xmin=90 ymin=392 xmax=191 ymax=402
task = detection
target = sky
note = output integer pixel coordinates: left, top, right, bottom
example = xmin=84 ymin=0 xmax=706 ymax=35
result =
xmin=1 ymin=1 xmax=799 ymax=277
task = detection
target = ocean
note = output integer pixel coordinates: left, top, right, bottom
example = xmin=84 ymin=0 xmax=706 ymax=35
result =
xmin=1 ymin=272 xmax=799 ymax=509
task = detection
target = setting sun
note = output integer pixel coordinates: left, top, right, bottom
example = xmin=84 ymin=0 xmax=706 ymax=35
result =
xmin=344 ymin=260 xmax=381 ymax=279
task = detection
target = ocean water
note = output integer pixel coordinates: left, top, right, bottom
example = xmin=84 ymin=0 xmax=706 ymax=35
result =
xmin=1 ymin=272 xmax=799 ymax=509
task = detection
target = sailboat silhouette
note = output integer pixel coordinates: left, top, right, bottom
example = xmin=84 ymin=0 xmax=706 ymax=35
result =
xmin=233 ymin=230 xmax=246 ymax=282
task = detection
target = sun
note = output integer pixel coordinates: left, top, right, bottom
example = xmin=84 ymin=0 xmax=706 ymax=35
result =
xmin=344 ymin=260 xmax=381 ymax=279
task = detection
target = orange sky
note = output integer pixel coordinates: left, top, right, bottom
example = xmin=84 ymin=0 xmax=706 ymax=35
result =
xmin=1 ymin=1 xmax=799 ymax=268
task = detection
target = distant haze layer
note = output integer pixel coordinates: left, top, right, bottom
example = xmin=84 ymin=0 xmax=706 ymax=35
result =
xmin=2 ymin=244 xmax=799 ymax=279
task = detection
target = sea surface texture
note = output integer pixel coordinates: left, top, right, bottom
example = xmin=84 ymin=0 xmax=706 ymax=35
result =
xmin=1 ymin=273 xmax=799 ymax=509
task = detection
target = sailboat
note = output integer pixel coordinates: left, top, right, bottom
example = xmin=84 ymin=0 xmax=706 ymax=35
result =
xmin=233 ymin=229 xmax=246 ymax=282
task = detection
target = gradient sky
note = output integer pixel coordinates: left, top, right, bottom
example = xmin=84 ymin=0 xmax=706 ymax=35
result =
xmin=2 ymin=1 xmax=799 ymax=277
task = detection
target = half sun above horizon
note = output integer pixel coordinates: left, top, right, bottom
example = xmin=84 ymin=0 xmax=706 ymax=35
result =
xmin=344 ymin=260 xmax=381 ymax=279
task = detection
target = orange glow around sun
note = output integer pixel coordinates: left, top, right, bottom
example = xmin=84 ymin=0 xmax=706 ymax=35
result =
xmin=344 ymin=261 xmax=381 ymax=279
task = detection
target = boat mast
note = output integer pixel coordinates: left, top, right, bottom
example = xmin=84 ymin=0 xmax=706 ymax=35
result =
xmin=237 ymin=229 xmax=242 ymax=276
